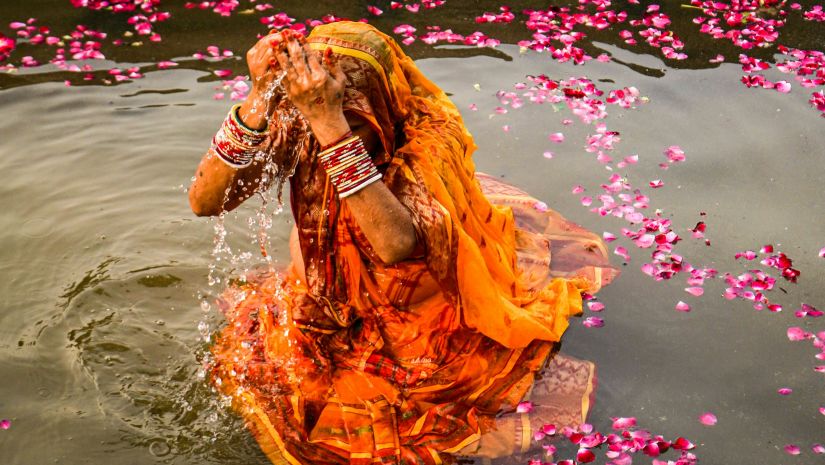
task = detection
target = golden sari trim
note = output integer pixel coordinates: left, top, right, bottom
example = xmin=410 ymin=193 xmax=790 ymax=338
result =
xmin=308 ymin=43 xmax=389 ymax=96
xmin=581 ymin=361 xmax=596 ymax=424
xmin=240 ymin=391 xmax=305 ymax=465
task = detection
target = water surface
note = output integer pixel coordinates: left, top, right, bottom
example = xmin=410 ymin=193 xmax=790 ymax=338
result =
xmin=1 ymin=2 xmax=823 ymax=464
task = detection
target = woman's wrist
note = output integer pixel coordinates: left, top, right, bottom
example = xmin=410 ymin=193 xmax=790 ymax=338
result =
xmin=308 ymin=112 xmax=350 ymax=147
xmin=238 ymin=94 xmax=268 ymax=131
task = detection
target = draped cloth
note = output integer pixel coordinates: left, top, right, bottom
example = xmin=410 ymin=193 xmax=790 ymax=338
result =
xmin=210 ymin=22 xmax=617 ymax=465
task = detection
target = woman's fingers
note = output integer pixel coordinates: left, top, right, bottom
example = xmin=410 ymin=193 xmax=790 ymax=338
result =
xmin=304 ymin=44 xmax=327 ymax=81
xmin=285 ymin=37 xmax=309 ymax=80
xmin=324 ymin=47 xmax=346 ymax=85
xmin=274 ymin=48 xmax=297 ymax=85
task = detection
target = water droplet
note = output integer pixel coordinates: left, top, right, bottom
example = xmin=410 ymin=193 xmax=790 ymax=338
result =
xmin=148 ymin=439 xmax=171 ymax=457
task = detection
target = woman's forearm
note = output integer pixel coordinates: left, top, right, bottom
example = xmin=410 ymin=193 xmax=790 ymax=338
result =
xmin=189 ymin=95 xmax=271 ymax=216
xmin=344 ymin=182 xmax=417 ymax=265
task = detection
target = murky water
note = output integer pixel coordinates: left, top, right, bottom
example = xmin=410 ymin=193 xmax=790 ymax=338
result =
xmin=1 ymin=2 xmax=823 ymax=464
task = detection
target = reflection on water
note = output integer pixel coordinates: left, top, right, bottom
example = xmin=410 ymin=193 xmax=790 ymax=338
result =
xmin=1 ymin=1 xmax=824 ymax=464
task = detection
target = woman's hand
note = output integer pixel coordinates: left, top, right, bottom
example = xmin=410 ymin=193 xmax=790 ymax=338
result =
xmin=274 ymin=33 xmax=350 ymax=146
xmin=237 ymin=31 xmax=288 ymax=130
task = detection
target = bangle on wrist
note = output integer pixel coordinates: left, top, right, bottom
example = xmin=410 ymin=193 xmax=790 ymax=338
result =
xmin=210 ymin=104 xmax=268 ymax=168
xmin=234 ymin=104 xmax=268 ymax=133
xmin=317 ymin=135 xmax=382 ymax=198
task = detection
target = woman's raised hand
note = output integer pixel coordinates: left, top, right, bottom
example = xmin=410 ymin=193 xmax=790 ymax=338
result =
xmin=236 ymin=31 xmax=288 ymax=130
xmin=274 ymin=31 xmax=350 ymax=146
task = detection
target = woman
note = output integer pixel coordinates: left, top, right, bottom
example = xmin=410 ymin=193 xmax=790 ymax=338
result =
xmin=189 ymin=21 xmax=617 ymax=465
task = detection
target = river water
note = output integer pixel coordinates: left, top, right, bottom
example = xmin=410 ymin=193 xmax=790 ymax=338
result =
xmin=1 ymin=1 xmax=823 ymax=464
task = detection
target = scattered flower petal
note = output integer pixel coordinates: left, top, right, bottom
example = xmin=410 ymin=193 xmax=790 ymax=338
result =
xmin=699 ymin=412 xmax=717 ymax=426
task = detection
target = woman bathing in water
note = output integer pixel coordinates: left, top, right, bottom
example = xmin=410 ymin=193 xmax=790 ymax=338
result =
xmin=189 ymin=21 xmax=616 ymax=465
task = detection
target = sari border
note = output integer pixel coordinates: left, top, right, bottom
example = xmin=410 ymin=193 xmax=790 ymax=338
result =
xmin=307 ymin=42 xmax=390 ymax=97
xmin=580 ymin=361 xmax=596 ymax=425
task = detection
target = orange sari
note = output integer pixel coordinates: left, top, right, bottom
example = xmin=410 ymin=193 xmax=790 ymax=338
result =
xmin=210 ymin=22 xmax=617 ymax=465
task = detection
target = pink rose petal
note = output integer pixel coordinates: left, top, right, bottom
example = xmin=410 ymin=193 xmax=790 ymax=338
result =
xmin=588 ymin=301 xmax=605 ymax=312
xmin=614 ymin=246 xmax=630 ymax=262
xmin=577 ymin=449 xmax=596 ymax=463
xmin=583 ymin=316 xmax=604 ymax=328
xmin=516 ymin=401 xmax=532 ymax=413
xmin=213 ymin=69 xmax=232 ymax=78
xmin=611 ymin=417 xmax=636 ymax=430
xmin=676 ymin=301 xmax=691 ymax=312
xmin=819 ymin=246 xmax=825 ymax=258
xmin=0 ymin=419 xmax=9 ymax=430
xmin=813 ymin=444 xmax=825 ymax=454
xmin=784 ymin=444 xmax=801 ymax=455
xmin=775 ymin=81 xmax=791 ymax=93
xmin=699 ymin=412 xmax=717 ymax=426
xmin=673 ymin=437 xmax=695 ymax=450
xmin=777 ymin=387 xmax=793 ymax=396
xmin=685 ymin=286 xmax=704 ymax=297
xmin=549 ymin=132 xmax=565 ymax=143
xmin=787 ymin=327 xmax=809 ymax=341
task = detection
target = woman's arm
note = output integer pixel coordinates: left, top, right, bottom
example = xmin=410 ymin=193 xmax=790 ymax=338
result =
xmin=274 ymin=34 xmax=417 ymax=265
xmin=188 ymin=33 xmax=284 ymax=217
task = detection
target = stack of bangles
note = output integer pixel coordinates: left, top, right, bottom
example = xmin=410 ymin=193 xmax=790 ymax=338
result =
xmin=318 ymin=133 xmax=382 ymax=198
xmin=210 ymin=104 xmax=267 ymax=168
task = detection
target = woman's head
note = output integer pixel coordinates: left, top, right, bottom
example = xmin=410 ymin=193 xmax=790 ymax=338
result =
xmin=307 ymin=22 xmax=406 ymax=160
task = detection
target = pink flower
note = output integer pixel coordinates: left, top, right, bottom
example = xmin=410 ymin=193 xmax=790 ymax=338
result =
xmin=664 ymin=145 xmax=685 ymax=163
xmin=699 ymin=412 xmax=717 ymax=426
xmin=685 ymin=286 xmax=704 ymax=297
xmin=588 ymin=301 xmax=605 ymax=312
xmin=787 ymin=327 xmax=810 ymax=341
xmin=611 ymin=417 xmax=636 ymax=429
xmin=516 ymin=401 xmax=533 ymax=413
xmin=577 ymin=449 xmax=596 ymax=463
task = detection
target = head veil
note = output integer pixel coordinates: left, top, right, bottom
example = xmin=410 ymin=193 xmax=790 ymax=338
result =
xmin=267 ymin=21 xmax=613 ymax=349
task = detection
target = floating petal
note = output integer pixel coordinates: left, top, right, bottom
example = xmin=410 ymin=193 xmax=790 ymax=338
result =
xmin=611 ymin=417 xmax=636 ymax=430
xmin=699 ymin=412 xmax=717 ymax=426
xmin=685 ymin=286 xmax=704 ymax=297
xmin=516 ymin=401 xmax=533 ymax=413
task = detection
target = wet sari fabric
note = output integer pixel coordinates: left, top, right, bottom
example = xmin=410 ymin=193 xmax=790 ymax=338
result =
xmin=211 ymin=22 xmax=616 ymax=465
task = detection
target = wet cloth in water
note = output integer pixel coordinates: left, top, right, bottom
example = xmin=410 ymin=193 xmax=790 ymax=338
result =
xmin=209 ymin=21 xmax=616 ymax=465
